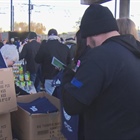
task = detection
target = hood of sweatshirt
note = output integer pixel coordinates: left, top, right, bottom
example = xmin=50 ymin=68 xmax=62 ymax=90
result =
xmin=103 ymin=34 xmax=140 ymax=58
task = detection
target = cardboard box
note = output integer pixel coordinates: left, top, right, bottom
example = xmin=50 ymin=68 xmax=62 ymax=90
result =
xmin=0 ymin=113 xmax=13 ymax=140
xmin=0 ymin=68 xmax=17 ymax=114
xmin=11 ymin=92 xmax=66 ymax=140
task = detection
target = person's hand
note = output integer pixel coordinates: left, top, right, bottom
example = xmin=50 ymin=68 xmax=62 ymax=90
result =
xmin=55 ymin=67 xmax=61 ymax=71
xmin=5 ymin=58 xmax=14 ymax=67
xmin=61 ymin=68 xmax=75 ymax=86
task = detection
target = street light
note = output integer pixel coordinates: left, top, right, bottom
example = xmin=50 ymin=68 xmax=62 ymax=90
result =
xmin=19 ymin=27 xmax=21 ymax=31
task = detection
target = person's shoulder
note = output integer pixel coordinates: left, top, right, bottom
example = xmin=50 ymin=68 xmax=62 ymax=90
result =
xmin=30 ymin=40 xmax=40 ymax=46
xmin=86 ymin=42 xmax=119 ymax=63
xmin=24 ymin=42 xmax=29 ymax=47
xmin=60 ymin=43 xmax=70 ymax=50
xmin=11 ymin=44 xmax=17 ymax=48
xmin=36 ymin=41 xmax=41 ymax=46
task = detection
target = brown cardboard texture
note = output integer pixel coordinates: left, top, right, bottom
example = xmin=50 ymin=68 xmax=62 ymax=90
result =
xmin=11 ymin=92 xmax=66 ymax=140
xmin=0 ymin=113 xmax=13 ymax=140
xmin=0 ymin=68 xmax=17 ymax=114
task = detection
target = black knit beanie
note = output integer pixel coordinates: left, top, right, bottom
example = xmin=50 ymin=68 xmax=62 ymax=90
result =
xmin=80 ymin=4 xmax=118 ymax=38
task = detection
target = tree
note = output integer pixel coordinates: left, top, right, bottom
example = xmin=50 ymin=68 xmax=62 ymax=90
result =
xmin=14 ymin=22 xmax=46 ymax=34
xmin=30 ymin=22 xmax=46 ymax=34
xmin=73 ymin=17 xmax=82 ymax=30
xmin=14 ymin=22 xmax=28 ymax=32
xmin=0 ymin=28 xmax=2 ymax=32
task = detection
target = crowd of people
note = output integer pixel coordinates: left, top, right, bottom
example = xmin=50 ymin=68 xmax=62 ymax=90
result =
xmin=0 ymin=28 xmax=77 ymax=93
xmin=1 ymin=3 xmax=140 ymax=140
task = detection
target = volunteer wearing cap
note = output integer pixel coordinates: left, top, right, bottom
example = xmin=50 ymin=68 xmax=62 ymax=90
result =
xmin=19 ymin=32 xmax=40 ymax=88
xmin=62 ymin=4 xmax=140 ymax=140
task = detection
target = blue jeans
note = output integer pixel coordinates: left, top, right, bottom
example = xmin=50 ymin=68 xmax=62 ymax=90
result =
xmin=44 ymin=79 xmax=56 ymax=95
xmin=30 ymin=73 xmax=37 ymax=84
xmin=34 ymin=66 xmax=43 ymax=92
xmin=30 ymin=73 xmax=41 ymax=92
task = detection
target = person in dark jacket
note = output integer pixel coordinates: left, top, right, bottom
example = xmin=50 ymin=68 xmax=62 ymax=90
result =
xmin=61 ymin=4 xmax=140 ymax=140
xmin=65 ymin=38 xmax=77 ymax=62
xmin=74 ymin=29 xmax=91 ymax=140
xmin=35 ymin=29 xmax=71 ymax=95
xmin=0 ymin=51 xmax=7 ymax=68
xmin=0 ymin=41 xmax=4 ymax=49
xmin=19 ymin=32 xmax=40 ymax=89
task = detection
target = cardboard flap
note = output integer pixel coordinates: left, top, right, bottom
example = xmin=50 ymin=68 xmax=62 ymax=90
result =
xmin=17 ymin=92 xmax=60 ymax=110
xmin=0 ymin=68 xmax=17 ymax=114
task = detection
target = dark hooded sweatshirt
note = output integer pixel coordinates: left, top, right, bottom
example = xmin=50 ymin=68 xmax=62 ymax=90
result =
xmin=62 ymin=35 xmax=140 ymax=140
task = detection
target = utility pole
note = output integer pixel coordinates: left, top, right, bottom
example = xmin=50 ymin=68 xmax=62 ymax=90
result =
xmin=12 ymin=6 xmax=14 ymax=31
xmin=28 ymin=0 xmax=33 ymax=32
xmin=119 ymin=0 xmax=130 ymax=18
xmin=28 ymin=0 xmax=31 ymax=32
xmin=10 ymin=0 xmax=13 ymax=31
xmin=114 ymin=0 xmax=117 ymax=18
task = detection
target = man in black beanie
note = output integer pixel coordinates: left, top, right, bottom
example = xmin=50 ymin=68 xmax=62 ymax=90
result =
xmin=61 ymin=4 xmax=140 ymax=140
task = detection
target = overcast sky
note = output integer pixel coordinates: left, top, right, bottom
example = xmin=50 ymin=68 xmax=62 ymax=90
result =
xmin=0 ymin=0 xmax=140 ymax=33
xmin=0 ymin=0 xmax=88 ymax=33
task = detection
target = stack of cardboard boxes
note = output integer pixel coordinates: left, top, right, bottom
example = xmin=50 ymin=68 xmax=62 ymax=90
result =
xmin=0 ymin=68 xmax=17 ymax=140
xmin=0 ymin=67 xmax=66 ymax=140
xmin=11 ymin=93 xmax=66 ymax=140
